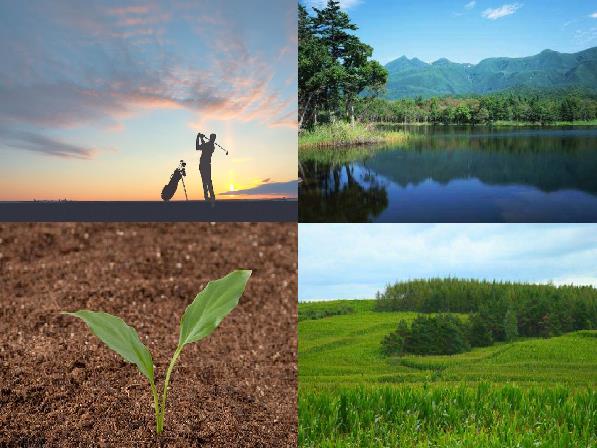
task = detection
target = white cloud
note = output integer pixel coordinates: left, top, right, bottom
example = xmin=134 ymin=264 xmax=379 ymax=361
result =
xmin=341 ymin=0 xmax=362 ymax=7
xmin=482 ymin=3 xmax=522 ymax=20
xmin=590 ymin=12 xmax=597 ymax=19
xmin=307 ymin=0 xmax=362 ymax=10
xmin=465 ymin=1 xmax=477 ymax=10
xmin=574 ymin=27 xmax=597 ymax=46
xmin=299 ymin=224 xmax=597 ymax=300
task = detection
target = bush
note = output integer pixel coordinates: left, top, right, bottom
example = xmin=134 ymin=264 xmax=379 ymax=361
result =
xmin=382 ymin=315 xmax=470 ymax=356
xmin=468 ymin=313 xmax=493 ymax=347
xmin=298 ymin=305 xmax=354 ymax=321
xmin=381 ymin=321 xmax=408 ymax=356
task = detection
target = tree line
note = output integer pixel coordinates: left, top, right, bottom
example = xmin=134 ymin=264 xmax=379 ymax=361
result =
xmin=355 ymin=91 xmax=597 ymax=125
xmin=299 ymin=0 xmax=387 ymax=128
xmin=378 ymin=279 xmax=597 ymax=356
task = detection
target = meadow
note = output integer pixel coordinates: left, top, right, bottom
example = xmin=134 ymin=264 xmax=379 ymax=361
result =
xmin=299 ymin=300 xmax=597 ymax=447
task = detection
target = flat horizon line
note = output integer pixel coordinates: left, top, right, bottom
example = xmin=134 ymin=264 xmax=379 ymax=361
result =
xmin=0 ymin=198 xmax=298 ymax=203
xmin=0 ymin=200 xmax=298 ymax=222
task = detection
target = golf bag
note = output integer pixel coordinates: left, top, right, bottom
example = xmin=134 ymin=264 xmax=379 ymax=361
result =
xmin=161 ymin=160 xmax=188 ymax=201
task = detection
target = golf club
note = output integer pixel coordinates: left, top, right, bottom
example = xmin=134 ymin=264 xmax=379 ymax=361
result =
xmin=198 ymin=131 xmax=229 ymax=155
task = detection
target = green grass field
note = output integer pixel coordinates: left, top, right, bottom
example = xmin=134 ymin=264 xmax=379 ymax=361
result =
xmin=299 ymin=299 xmax=597 ymax=447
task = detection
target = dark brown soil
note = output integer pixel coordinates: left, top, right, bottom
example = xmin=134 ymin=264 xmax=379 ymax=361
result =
xmin=0 ymin=223 xmax=297 ymax=447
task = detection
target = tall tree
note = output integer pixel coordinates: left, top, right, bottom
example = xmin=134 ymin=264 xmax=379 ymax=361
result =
xmin=298 ymin=4 xmax=333 ymax=127
xmin=298 ymin=0 xmax=387 ymax=127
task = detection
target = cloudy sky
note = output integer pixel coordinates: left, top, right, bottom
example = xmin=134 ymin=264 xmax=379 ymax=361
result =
xmin=299 ymin=224 xmax=597 ymax=301
xmin=0 ymin=0 xmax=297 ymax=200
xmin=308 ymin=0 xmax=597 ymax=64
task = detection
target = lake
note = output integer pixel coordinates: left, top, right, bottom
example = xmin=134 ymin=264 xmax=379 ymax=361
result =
xmin=298 ymin=126 xmax=597 ymax=222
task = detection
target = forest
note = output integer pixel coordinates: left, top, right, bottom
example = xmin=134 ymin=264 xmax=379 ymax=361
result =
xmin=355 ymin=90 xmax=597 ymax=125
xmin=377 ymin=278 xmax=597 ymax=356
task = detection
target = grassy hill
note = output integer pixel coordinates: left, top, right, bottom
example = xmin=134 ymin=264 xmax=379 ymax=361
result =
xmin=385 ymin=47 xmax=597 ymax=99
xmin=299 ymin=299 xmax=597 ymax=447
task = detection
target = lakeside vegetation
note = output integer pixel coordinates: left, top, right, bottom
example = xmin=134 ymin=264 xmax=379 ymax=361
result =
xmin=298 ymin=122 xmax=409 ymax=149
xmin=299 ymin=292 xmax=597 ymax=447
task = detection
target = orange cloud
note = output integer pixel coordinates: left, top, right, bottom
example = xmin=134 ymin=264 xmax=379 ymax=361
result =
xmin=1 ymin=0 xmax=297 ymax=160
xmin=108 ymin=6 xmax=151 ymax=16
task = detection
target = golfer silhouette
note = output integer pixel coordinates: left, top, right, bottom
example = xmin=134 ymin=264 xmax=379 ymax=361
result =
xmin=196 ymin=132 xmax=216 ymax=203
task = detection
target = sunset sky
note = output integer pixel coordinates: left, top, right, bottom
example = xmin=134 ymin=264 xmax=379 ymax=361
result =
xmin=0 ymin=0 xmax=297 ymax=200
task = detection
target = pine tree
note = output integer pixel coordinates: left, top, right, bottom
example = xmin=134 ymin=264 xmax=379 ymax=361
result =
xmin=504 ymin=307 xmax=519 ymax=342
xmin=299 ymin=1 xmax=387 ymax=127
xmin=298 ymin=4 xmax=332 ymax=127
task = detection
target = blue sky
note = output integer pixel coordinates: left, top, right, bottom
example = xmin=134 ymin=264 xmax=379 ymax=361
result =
xmin=0 ymin=1 xmax=297 ymax=200
xmin=299 ymin=224 xmax=597 ymax=301
xmin=307 ymin=0 xmax=597 ymax=64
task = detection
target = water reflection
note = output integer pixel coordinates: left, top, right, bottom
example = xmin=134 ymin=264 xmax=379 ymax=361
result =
xmin=299 ymin=126 xmax=597 ymax=222
xmin=300 ymin=162 xmax=388 ymax=222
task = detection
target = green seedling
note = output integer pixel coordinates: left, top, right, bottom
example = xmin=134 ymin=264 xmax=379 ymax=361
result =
xmin=64 ymin=269 xmax=251 ymax=434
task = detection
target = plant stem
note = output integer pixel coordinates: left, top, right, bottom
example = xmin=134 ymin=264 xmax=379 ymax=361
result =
xmin=158 ymin=346 xmax=183 ymax=433
xmin=150 ymin=380 xmax=161 ymax=434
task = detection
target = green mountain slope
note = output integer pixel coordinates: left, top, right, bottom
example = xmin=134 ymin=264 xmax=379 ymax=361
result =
xmin=299 ymin=299 xmax=597 ymax=387
xmin=385 ymin=47 xmax=597 ymax=99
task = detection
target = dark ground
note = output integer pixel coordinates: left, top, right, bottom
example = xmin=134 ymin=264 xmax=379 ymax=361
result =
xmin=0 ymin=200 xmax=297 ymax=222
xmin=0 ymin=223 xmax=297 ymax=447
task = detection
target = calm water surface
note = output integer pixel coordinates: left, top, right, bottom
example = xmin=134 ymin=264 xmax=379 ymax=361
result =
xmin=299 ymin=126 xmax=597 ymax=222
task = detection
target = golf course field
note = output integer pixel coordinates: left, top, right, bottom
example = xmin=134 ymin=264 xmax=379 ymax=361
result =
xmin=299 ymin=299 xmax=597 ymax=447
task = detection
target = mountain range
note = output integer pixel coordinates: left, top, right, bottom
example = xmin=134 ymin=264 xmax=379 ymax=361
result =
xmin=384 ymin=47 xmax=597 ymax=99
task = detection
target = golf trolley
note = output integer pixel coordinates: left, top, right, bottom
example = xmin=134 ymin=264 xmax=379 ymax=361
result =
xmin=161 ymin=160 xmax=188 ymax=201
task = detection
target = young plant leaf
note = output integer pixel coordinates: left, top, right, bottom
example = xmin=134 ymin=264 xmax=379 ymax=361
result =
xmin=178 ymin=270 xmax=251 ymax=347
xmin=64 ymin=310 xmax=154 ymax=383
